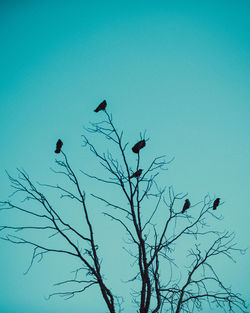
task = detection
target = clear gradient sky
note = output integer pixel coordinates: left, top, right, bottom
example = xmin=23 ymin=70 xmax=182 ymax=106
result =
xmin=0 ymin=1 xmax=250 ymax=313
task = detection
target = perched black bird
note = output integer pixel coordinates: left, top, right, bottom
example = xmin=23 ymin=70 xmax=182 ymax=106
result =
xmin=130 ymin=169 xmax=143 ymax=179
xmin=94 ymin=100 xmax=107 ymax=112
xmin=213 ymin=198 xmax=220 ymax=210
xmin=132 ymin=140 xmax=146 ymax=154
xmin=55 ymin=139 xmax=63 ymax=153
xmin=182 ymin=199 xmax=191 ymax=213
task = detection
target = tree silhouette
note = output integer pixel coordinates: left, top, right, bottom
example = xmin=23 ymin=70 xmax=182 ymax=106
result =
xmin=0 ymin=107 xmax=247 ymax=313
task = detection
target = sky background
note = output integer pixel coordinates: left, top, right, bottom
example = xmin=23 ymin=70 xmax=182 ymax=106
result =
xmin=0 ymin=1 xmax=250 ymax=312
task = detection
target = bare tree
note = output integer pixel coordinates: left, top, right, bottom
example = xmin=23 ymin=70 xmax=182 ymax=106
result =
xmin=0 ymin=108 xmax=247 ymax=313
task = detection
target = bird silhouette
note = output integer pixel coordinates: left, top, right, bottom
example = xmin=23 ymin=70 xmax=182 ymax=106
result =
xmin=132 ymin=140 xmax=146 ymax=153
xmin=130 ymin=169 xmax=143 ymax=179
xmin=213 ymin=198 xmax=220 ymax=210
xmin=55 ymin=139 xmax=63 ymax=153
xmin=182 ymin=199 xmax=190 ymax=213
xmin=94 ymin=100 xmax=107 ymax=112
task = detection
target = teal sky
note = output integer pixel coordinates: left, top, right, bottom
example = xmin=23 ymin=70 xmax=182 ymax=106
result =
xmin=0 ymin=1 xmax=250 ymax=312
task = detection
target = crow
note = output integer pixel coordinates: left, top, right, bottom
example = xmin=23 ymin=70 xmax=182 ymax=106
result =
xmin=55 ymin=139 xmax=63 ymax=154
xmin=130 ymin=169 xmax=143 ymax=179
xmin=132 ymin=140 xmax=146 ymax=154
xmin=182 ymin=199 xmax=190 ymax=213
xmin=94 ymin=100 xmax=107 ymax=112
xmin=213 ymin=198 xmax=220 ymax=210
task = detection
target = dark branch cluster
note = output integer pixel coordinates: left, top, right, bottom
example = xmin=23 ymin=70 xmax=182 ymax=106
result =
xmin=0 ymin=100 xmax=247 ymax=313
